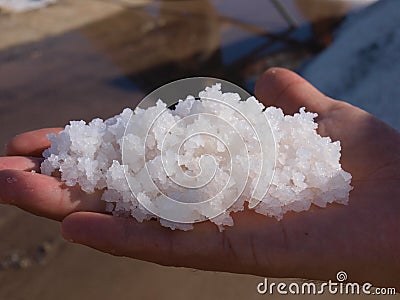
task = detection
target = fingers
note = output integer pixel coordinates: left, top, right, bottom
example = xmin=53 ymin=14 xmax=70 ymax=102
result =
xmin=0 ymin=156 xmax=43 ymax=172
xmin=61 ymin=212 xmax=226 ymax=270
xmin=0 ymin=169 xmax=105 ymax=221
xmin=61 ymin=210 xmax=294 ymax=276
xmin=61 ymin=211 xmax=267 ymax=273
xmin=255 ymin=68 xmax=337 ymax=116
xmin=5 ymin=127 xmax=63 ymax=157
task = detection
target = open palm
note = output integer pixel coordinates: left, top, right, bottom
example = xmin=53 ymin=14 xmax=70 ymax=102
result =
xmin=1 ymin=68 xmax=399 ymax=288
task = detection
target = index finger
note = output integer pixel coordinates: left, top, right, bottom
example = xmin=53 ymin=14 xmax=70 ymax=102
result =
xmin=5 ymin=128 xmax=63 ymax=157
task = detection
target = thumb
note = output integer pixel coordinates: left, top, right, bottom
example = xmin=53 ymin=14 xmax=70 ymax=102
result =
xmin=255 ymin=68 xmax=336 ymax=116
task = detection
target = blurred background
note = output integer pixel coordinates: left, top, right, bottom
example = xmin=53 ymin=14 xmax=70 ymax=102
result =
xmin=0 ymin=0 xmax=399 ymax=299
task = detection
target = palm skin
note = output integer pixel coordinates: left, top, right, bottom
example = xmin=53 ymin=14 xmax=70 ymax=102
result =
xmin=1 ymin=68 xmax=399 ymax=289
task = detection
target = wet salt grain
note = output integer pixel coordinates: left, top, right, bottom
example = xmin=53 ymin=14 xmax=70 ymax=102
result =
xmin=41 ymin=84 xmax=352 ymax=230
xmin=6 ymin=177 xmax=17 ymax=184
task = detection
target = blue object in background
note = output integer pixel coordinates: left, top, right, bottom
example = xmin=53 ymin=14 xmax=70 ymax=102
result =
xmin=301 ymin=0 xmax=400 ymax=130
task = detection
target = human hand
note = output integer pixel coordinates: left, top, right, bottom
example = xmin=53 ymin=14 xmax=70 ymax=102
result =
xmin=1 ymin=68 xmax=399 ymax=288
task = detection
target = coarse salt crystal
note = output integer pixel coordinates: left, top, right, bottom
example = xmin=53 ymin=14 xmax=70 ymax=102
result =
xmin=41 ymin=84 xmax=352 ymax=231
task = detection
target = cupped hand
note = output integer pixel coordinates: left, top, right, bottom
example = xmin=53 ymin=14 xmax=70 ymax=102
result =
xmin=1 ymin=128 xmax=105 ymax=220
xmin=1 ymin=68 xmax=399 ymax=288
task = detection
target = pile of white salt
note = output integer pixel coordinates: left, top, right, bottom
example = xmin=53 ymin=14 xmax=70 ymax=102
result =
xmin=41 ymin=84 xmax=352 ymax=230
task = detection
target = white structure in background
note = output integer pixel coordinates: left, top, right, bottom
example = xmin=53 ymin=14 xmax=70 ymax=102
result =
xmin=272 ymin=0 xmax=378 ymax=27
xmin=0 ymin=0 xmax=57 ymax=12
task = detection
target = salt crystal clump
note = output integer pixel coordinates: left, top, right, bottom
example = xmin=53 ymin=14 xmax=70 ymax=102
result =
xmin=41 ymin=84 xmax=352 ymax=230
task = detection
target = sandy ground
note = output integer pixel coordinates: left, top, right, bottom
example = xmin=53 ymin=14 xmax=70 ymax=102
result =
xmin=0 ymin=0 xmax=125 ymax=50
xmin=0 ymin=1 xmax=397 ymax=299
